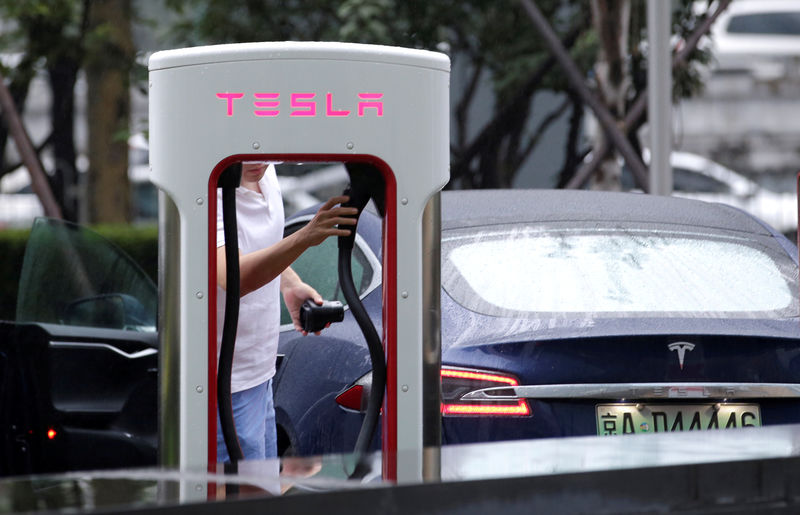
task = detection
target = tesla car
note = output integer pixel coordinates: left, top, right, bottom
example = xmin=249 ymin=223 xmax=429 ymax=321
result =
xmin=1 ymin=218 xmax=158 ymax=476
xmin=274 ymin=189 xmax=800 ymax=456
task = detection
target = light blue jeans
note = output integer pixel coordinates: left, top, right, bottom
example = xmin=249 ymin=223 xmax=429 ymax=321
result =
xmin=216 ymin=379 xmax=278 ymax=463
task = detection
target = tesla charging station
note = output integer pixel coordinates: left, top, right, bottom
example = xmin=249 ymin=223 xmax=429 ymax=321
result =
xmin=148 ymin=42 xmax=450 ymax=487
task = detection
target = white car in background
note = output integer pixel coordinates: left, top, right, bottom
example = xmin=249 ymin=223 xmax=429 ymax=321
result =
xmin=670 ymin=152 xmax=796 ymax=235
xmin=699 ymin=0 xmax=800 ymax=81
xmin=624 ymin=150 xmax=797 ymax=234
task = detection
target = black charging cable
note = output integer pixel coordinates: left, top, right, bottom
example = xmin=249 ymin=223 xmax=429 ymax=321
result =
xmin=218 ymin=163 xmax=244 ymax=469
xmin=338 ymin=166 xmax=387 ymax=480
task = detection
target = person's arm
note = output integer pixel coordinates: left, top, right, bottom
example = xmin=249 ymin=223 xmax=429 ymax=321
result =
xmin=217 ymin=195 xmax=357 ymax=297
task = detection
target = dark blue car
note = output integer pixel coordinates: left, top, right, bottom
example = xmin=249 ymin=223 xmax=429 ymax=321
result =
xmin=274 ymin=189 xmax=800 ymax=456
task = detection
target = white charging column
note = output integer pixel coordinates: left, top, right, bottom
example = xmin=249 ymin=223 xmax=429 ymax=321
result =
xmin=149 ymin=42 xmax=449 ymax=485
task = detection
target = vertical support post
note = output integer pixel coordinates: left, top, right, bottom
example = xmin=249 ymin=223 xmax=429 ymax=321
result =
xmin=648 ymin=0 xmax=673 ymax=195
xmin=421 ymin=193 xmax=442 ymax=481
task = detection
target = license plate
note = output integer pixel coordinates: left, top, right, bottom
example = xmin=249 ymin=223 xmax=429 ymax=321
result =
xmin=596 ymin=403 xmax=761 ymax=435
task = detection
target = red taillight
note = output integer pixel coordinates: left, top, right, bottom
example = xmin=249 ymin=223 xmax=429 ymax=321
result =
xmin=47 ymin=428 xmax=57 ymax=440
xmin=441 ymin=367 xmax=531 ymax=417
xmin=335 ymin=384 xmax=365 ymax=411
xmin=336 ymin=373 xmax=373 ymax=412
xmin=336 ymin=367 xmax=531 ymax=417
xmin=440 ymin=368 xmax=518 ymax=386
xmin=441 ymin=402 xmax=530 ymax=416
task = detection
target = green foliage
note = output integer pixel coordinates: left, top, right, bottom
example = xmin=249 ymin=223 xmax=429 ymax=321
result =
xmin=670 ymin=0 xmax=714 ymax=101
xmin=159 ymin=0 xmax=714 ymax=189
xmin=162 ymin=0 xmax=342 ymax=45
xmin=0 ymin=0 xmax=140 ymax=222
xmin=161 ymin=0 xmax=602 ymax=187
xmin=0 ymin=224 xmax=158 ymax=321
xmin=0 ymin=0 xmax=84 ymax=68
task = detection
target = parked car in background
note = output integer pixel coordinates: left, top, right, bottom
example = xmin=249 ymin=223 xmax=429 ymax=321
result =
xmin=274 ymin=189 xmax=800 ymax=456
xmin=622 ymin=150 xmax=797 ymax=234
xmin=1 ymin=218 xmax=157 ymax=476
xmin=702 ymin=0 xmax=800 ymax=80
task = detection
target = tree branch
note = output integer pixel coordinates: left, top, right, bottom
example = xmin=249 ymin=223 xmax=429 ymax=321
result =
xmin=521 ymin=0 xmax=649 ymax=191
xmin=0 ymin=130 xmax=54 ymax=177
xmin=451 ymin=20 xmax=586 ymax=183
xmin=455 ymin=59 xmax=484 ymax=150
xmin=564 ymin=0 xmax=733 ymax=189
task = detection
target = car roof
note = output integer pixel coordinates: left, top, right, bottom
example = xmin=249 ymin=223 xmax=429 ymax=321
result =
xmin=441 ymin=189 xmax=775 ymax=236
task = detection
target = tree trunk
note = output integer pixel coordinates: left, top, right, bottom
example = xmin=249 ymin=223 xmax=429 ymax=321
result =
xmin=590 ymin=0 xmax=631 ymax=191
xmin=48 ymin=57 xmax=80 ymax=222
xmin=557 ymin=92 xmax=586 ymax=188
xmin=86 ymin=0 xmax=133 ymax=224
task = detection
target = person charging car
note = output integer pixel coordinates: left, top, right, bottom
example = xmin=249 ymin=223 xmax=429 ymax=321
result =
xmin=215 ymin=160 xmax=357 ymax=462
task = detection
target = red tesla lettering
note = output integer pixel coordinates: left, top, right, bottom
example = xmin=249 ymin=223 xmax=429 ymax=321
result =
xmin=254 ymin=93 xmax=280 ymax=117
xmin=290 ymin=93 xmax=316 ymax=117
xmin=326 ymin=93 xmax=351 ymax=117
xmin=358 ymin=93 xmax=383 ymax=117
xmin=217 ymin=92 xmax=244 ymax=116
xmin=216 ymin=91 xmax=385 ymax=118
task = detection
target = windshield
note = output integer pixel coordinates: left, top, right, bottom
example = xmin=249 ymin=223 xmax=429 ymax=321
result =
xmin=16 ymin=218 xmax=157 ymax=331
xmin=442 ymin=224 xmax=798 ymax=319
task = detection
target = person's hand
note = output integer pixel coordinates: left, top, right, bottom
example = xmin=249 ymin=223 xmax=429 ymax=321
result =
xmin=297 ymin=196 xmax=358 ymax=247
xmin=281 ymin=281 xmax=325 ymax=335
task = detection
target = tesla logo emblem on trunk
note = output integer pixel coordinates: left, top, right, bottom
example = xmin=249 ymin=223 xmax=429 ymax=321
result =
xmin=668 ymin=342 xmax=695 ymax=370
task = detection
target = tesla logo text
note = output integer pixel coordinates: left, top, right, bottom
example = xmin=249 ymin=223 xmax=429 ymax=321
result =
xmin=216 ymin=92 xmax=384 ymax=118
xmin=668 ymin=342 xmax=695 ymax=370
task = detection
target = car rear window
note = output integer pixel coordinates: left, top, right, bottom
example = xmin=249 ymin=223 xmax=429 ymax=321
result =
xmin=726 ymin=12 xmax=800 ymax=36
xmin=442 ymin=224 xmax=798 ymax=319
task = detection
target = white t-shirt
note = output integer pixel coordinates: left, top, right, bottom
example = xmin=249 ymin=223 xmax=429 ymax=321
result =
xmin=216 ymin=164 xmax=285 ymax=393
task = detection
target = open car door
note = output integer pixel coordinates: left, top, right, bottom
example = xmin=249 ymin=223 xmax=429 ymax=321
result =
xmin=2 ymin=218 xmax=158 ymax=475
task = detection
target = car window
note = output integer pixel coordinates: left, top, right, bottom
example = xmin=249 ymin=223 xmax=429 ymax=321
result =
xmin=672 ymin=167 xmax=731 ymax=193
xmin=726 ymin=12 xmax=800 ymax=36
xmin=16 ymin=218 xmax=157 ymax=331
xmin=279 ymin=220 xmax=377 ymax=327
xmin=442 ymin=224 xmax=798 ymax=319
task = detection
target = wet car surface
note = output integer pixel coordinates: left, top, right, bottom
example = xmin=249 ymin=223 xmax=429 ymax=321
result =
xmin=274 ymin=189 xmax=800 ymax=455
xmin=4 ymin=189 xmax=798 ymax=474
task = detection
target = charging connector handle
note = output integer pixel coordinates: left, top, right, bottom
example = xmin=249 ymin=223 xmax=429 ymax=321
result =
xmin=300 ymin=299 xmax=344 ymax=333
xmin=338 ymin=183 xmax=371 ymax=251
